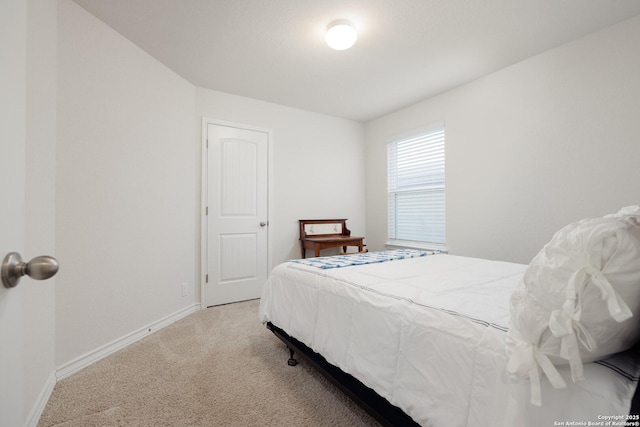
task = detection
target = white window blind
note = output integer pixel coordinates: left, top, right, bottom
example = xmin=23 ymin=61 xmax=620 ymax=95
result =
xmin=387 ymin=128 xmax=445 ymax=248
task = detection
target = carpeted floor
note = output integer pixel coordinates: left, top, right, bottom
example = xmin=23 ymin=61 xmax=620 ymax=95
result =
xmin=38 ymin=299 xmax=380 ymax=426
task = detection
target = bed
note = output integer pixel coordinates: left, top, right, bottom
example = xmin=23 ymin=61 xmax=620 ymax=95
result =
xmin=259 ymin=209 xmax=640 ymax=427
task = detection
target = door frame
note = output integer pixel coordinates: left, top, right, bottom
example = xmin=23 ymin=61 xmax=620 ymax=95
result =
xmin=200 ymin=117 xmax=273 ymax=309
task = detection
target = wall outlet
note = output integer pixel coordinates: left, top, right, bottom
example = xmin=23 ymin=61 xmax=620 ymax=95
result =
xmin=181 ymin=282 xmax=188 ymax=297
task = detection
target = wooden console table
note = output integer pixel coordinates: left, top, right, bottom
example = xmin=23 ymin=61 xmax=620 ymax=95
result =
xmin=299 ymin=219 xmax=365 ymax=258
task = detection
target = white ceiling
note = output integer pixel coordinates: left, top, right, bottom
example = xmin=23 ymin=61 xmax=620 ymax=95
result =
xmin=71 ymin=0 xmax=640 ymax=122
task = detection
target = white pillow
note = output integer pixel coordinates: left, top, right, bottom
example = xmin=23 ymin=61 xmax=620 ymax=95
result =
xmin=506 ymin=206 xmax=640 ymax=406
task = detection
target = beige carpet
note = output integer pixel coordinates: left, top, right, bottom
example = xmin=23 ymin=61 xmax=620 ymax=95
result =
xmin=38 ymin=299 xmax=380 ymax=426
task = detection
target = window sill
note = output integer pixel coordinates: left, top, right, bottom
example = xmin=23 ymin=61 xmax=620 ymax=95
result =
xmin=385 ymin=240 xmax=448 ymax=253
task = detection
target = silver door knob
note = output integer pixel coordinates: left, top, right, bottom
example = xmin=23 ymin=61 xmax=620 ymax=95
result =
xmin=2 ymin=252 xmax=59 ymax=288
xmin=260 ymin=221 xmax=268 ymax=227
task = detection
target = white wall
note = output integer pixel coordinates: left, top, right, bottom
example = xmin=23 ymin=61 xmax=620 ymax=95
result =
xmin=196 ymin=89 xmax=366 ymax=266
xmin=56 ymin=0 xmax=198 ymax=366
xmin=365 ymin=15 xmax=640 ymax=264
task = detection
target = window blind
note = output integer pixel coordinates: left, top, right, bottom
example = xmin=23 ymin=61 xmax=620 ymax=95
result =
xmin=387 ymin=128 xmax=445 ymax=247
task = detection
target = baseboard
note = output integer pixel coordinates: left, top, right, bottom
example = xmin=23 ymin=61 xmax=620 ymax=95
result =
xmin=56 ymin=303 xmax=200 ymax=381
xmin=24 ymin=371 xmax=56 ymax=427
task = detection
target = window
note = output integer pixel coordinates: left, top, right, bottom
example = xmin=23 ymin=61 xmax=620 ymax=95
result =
xmin=387 ymin=127 xmax=445 ymax=249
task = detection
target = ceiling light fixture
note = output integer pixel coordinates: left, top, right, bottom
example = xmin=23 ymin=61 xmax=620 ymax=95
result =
xmin=325 ymin=19 xmax=357 ymax=50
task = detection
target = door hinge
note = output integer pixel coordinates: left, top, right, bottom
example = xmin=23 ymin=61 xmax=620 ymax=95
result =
xmin=206 ymin=274 xmax=208 ymax=283
xmin=206 ymin=139 xmax=209 ymax=148
xmin=206 ymin=206 xmax=208 ymax=215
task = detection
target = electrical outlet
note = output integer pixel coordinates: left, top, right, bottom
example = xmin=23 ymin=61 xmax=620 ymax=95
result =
xmin=181 ymin=282 xmax=188 ymax=297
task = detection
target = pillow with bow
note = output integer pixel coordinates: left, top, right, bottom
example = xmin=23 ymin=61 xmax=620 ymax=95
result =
xmin=506 ymin=206 xmax=640 ymax=405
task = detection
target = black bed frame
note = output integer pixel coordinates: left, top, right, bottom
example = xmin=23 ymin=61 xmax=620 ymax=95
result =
xmin=267 ymin=322 xmax=640 ymax=427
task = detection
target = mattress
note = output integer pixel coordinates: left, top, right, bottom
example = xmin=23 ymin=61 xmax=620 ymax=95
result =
xmin=259 ymin=253 xmax=640 ymax=427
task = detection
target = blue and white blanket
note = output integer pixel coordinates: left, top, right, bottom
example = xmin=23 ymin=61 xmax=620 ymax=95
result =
xmin=290 ymin=249 xmax=436 ymax=269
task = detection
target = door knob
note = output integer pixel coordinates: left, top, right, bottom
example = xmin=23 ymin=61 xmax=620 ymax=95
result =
xmin=260 ymin=221 xmax=268 ymax=227
xmin=2 ymin=252 xmax=59 ymax=289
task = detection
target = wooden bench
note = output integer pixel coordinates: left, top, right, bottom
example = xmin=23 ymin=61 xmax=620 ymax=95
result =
xmin=299 ymin=219 xmax=365 ymax=258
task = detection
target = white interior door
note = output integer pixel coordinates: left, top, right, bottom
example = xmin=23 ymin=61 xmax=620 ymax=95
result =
xmin=204 ymin=122 xmax=269 ymax=307
xmin=0 ymin=1 xmax=27 ymax=423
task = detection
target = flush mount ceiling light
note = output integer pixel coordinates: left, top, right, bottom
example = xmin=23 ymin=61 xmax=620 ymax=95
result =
xmin=325 ymin=19 xmax=357 ymax=50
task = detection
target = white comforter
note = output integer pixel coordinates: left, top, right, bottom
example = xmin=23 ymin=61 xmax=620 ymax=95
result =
xmin=259 ymin=254 xmax=639 ymax=427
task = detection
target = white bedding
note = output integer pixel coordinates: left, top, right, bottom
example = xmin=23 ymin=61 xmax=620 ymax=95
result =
xmin=259 ymin=253 xmax=640 ymax=427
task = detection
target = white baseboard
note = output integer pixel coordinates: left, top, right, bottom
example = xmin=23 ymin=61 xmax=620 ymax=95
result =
xmin=56 ymin=303 xmax=200 ymax=381
xmin=24 ymin=371 xmax=56 ymax=427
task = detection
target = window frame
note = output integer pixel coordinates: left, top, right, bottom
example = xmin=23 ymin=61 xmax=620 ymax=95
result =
xmin=385 ymin=125 xmax=446 ymax=251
